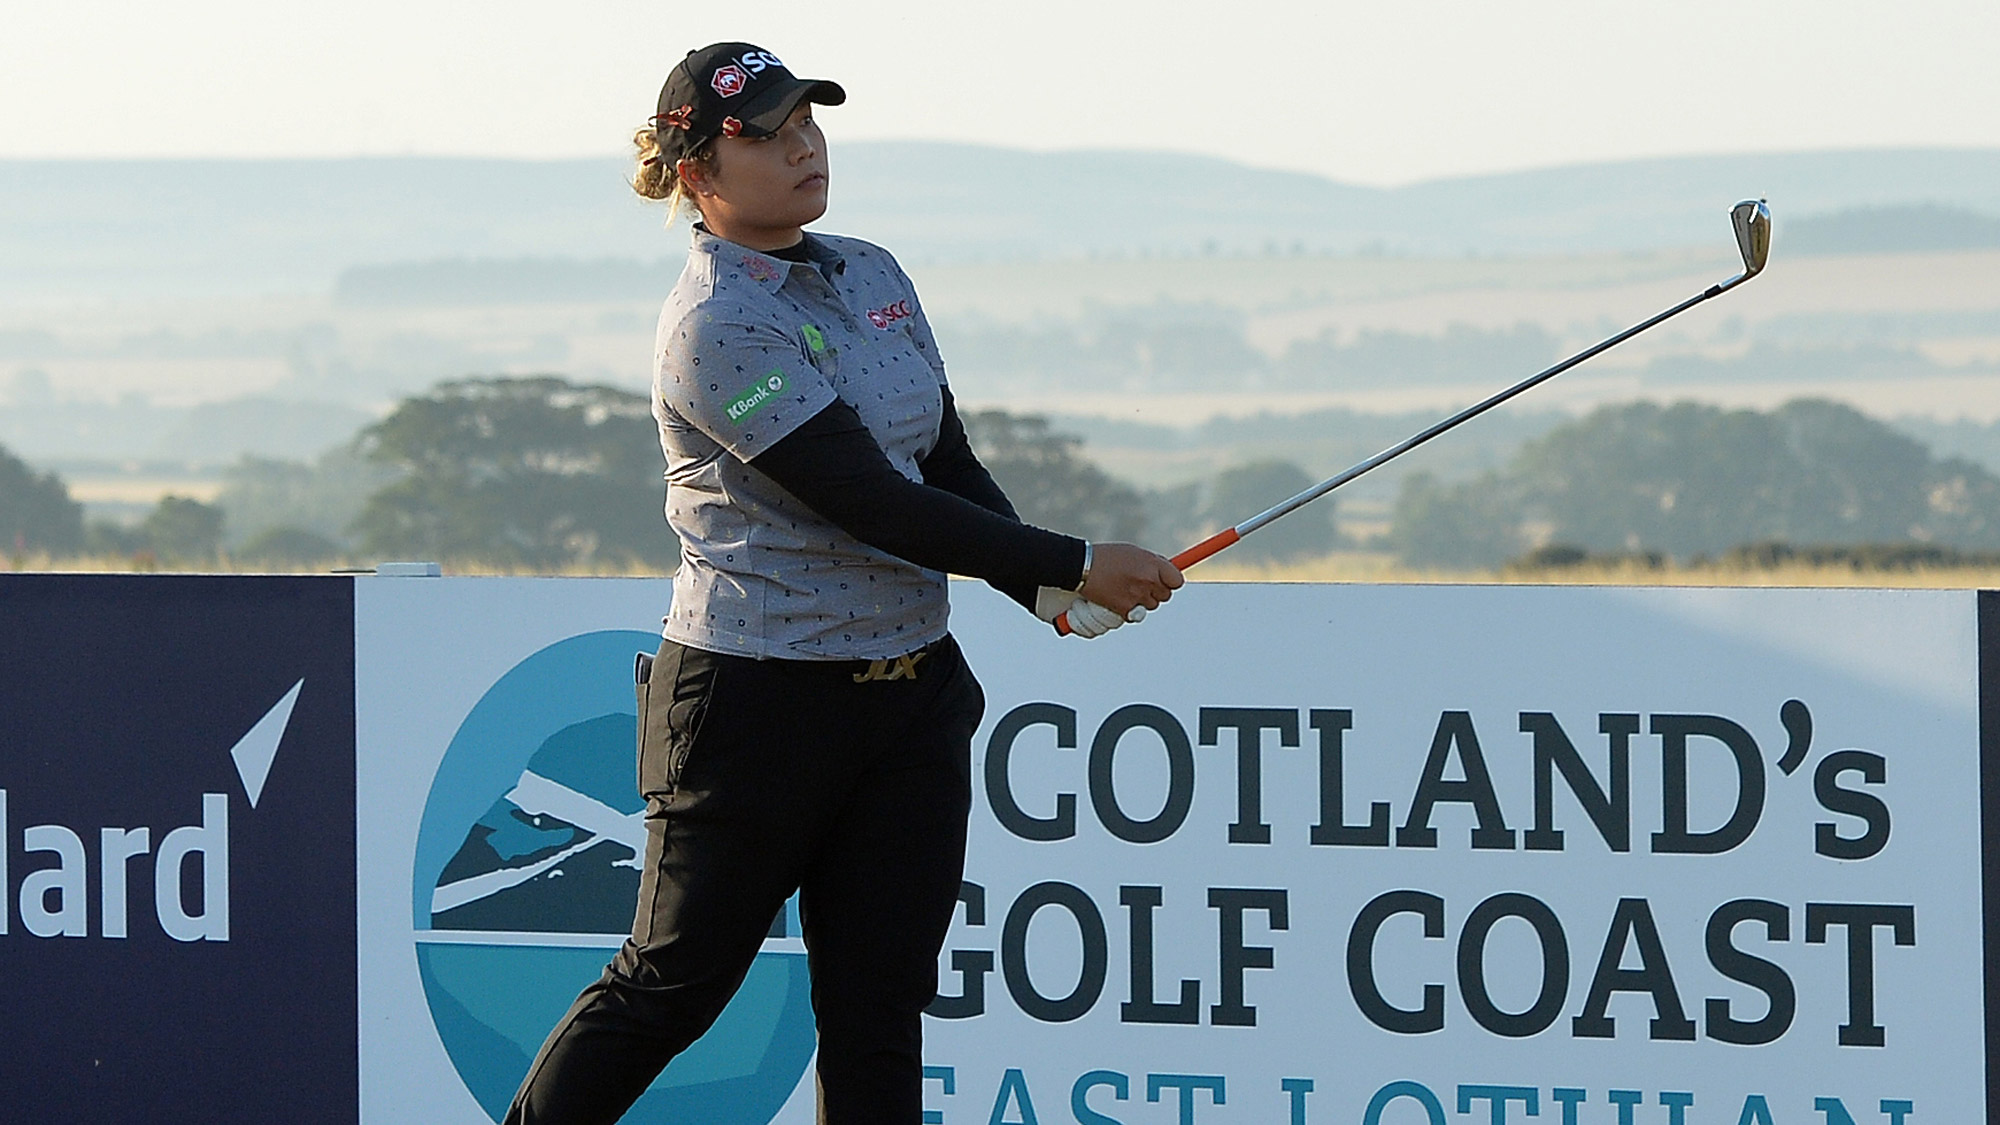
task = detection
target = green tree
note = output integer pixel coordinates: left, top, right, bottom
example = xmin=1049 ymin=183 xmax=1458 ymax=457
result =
xmin=1390 ymin=470 xmax=1524 ymax=569
xmin=1509 ymin=401 xmax=1797 ymax=555
xmin=1141 ymin=481 xmax=1205 ymax=556
xmin=238 ymin=526 xmax=343 ymax=568
xmin=218 ymin=447 xmax=397 ymax=550
xmin=84 ymin=520 xmax=149 ymax=558
xmin=1200 ymin=460 xmax=1337 ymax=562
xmin=1389 ymin=397 xmax=2000 ymax=566
xmin=1514 ymin=399 xmax=1957 ymax=555
xmin=1917 ymin=456 xmax=2000 ymax=548
xmin=960 ymin=410 xmax=1146 ymax=543
xmin=351 ymin=376 xmax=672 ymax=569
xmin=0 ymin=443 xmax=83 ymax=555
xmin=142 ymin=496 xmax=225 ymax=563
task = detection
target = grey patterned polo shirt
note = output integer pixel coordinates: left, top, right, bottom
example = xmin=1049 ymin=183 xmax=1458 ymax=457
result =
xmin=652 ymin=225 xmax=955 ymax=660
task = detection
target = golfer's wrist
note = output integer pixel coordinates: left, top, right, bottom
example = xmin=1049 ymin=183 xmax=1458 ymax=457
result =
xmin=1071 ymin=542 xmax=1093 ymax=593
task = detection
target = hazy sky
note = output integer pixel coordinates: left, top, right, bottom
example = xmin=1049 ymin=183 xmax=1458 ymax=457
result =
xmin=6 ymin=0 xmax=1997 ymax=186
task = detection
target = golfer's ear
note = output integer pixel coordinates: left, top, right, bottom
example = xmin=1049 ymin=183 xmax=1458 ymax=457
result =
xmin=677 ymin=157 xmax=714 ymax=198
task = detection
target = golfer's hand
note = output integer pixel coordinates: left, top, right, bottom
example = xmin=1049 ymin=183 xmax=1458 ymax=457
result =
xmin=1065 ymin=598 xmax=1141 ymax=638
xmin=1080 ymin=542 xmax=1183 ymax=617
xmin=1033 ymin=586 xmax=1073 ymax=624
xmin=1038 ymin=587 xmax=1143 ymax=638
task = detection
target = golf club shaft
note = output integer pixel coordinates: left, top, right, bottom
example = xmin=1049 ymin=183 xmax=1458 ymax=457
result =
xmin=1054 ymin=274 xmax=1750 ymax=635
xmin=1207 ymin=272 xmax=1750 ymax=557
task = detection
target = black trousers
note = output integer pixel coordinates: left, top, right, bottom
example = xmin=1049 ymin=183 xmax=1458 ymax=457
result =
xmin=504 ymin=634 xmax=983 ymax=1125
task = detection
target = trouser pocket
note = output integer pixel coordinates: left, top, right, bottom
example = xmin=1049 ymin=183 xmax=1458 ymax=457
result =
xmin=636 ymin=641 xmax=719 ymax=800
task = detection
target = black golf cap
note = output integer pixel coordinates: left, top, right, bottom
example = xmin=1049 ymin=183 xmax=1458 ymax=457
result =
xmin=653 ymin=42 xmax=845 ymax=163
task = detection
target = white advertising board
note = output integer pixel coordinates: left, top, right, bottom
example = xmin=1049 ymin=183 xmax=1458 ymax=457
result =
xmin=355 ymin=579 xmax=1986 ymax=1124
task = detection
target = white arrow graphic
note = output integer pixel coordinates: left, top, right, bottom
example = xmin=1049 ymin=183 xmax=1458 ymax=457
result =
xmin=230 ymin=678 xmax=303 ymax=809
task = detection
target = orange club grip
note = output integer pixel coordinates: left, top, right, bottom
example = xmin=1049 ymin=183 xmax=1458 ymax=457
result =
xmin=1053 ymin=528 xmax=1241 ymax=636
xmin=1171 ymin=528 xmax=1241 ymax=570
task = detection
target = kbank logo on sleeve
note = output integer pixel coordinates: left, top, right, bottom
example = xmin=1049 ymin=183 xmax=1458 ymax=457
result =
xmin=411 ymin=631 xmax=814 ymax=1123
xmin=725 ymin=370 xmax=787 ymax=423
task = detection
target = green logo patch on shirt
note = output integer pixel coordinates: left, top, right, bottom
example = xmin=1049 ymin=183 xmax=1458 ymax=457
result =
xmin=801 ymin=323 xmax=827 ymax=353
xmin=725 ymin=370 xmax=788 ymax=423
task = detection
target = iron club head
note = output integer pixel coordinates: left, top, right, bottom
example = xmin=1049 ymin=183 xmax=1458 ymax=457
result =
xmin=1731 ymin=198 xmax=1771 ymax=278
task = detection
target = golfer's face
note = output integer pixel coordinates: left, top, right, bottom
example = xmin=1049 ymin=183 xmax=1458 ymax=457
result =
xmin=703 ymin=102 xmax=830 ymax=235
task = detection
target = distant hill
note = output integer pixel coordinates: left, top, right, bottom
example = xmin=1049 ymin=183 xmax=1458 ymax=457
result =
xmin=333 ymin=256 xmax=681 ymax=306
xmin=4 ymin=146 xmax=1998 ymax=299
xmin=0 ymin=393 xmax=371 ymax=464
xmin=1785 ymin=204 xmax=2000 ymax=255
xmin=833 ymin=144 xmax=2000 ymax=263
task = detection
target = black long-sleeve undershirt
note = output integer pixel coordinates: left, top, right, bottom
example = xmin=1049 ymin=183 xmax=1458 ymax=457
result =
xmin=915 ymin=388 xmax=1041 ymax=610
xmin=745 ymin=390 xmax=1081 ymax=607
xmin=918 ymin=388 xmax=1018 ymax=520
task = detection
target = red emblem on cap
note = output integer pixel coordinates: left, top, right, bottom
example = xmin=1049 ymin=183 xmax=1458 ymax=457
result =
xmin=720 ymin=117 xmax=743 ymax=138
xmin=710 ymin=64 xmax=750 ymax=97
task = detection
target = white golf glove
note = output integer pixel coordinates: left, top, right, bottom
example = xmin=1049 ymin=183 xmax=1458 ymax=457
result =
xmin=1064 ymin=598 xmax=1131 ymax=638
xmin=1033 ymin=587 xmax=1147 ymax=638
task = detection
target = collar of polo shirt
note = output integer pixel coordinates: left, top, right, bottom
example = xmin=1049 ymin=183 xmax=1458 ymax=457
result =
xmin=691 ymin=226 xmax=846 ymax=292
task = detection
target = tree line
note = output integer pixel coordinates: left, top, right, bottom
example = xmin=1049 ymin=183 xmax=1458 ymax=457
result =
xmin=0 ymin=376 xmax=1339 ymax=570
xmin=7 ymin=376 xmax=1999 ymax=573
xmin=1391 ymin=398 xmax=2000 ymax=567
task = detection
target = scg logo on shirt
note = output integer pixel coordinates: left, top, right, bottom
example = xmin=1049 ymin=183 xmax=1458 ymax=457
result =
xmin=866 ymin=299 xmax=914 ymax=329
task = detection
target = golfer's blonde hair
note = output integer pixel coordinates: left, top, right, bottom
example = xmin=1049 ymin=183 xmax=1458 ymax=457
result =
xmin=631 ymin=127 xmax=711 ymax=225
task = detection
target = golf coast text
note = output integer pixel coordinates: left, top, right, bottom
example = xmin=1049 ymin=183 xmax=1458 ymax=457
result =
xmin=982 ymin=700 xmax=1883 ymax=857
xmin=955 ymin=698 xmax=1915 ymax=1047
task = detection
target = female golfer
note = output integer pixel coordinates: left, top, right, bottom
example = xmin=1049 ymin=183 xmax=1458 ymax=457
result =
xmin=504 ymin=42 xmax=1182 ymax=1124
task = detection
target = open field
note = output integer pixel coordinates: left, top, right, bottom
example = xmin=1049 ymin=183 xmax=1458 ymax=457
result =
xmin=13 ymin=551 xmax=2000 ymax=590
xmin=1190 ymin=550 xmax=2000 ymax=588
xmin=9 ymin=247 xmax=1999 ymax=418
xmin=8 ymin=239 xmax=2000 ymax=528
xmin=934 ymin=247 xmax=2000 ymax=422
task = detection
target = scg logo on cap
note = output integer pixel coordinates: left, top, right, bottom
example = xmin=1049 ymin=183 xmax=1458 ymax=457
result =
xmin=710 ymin=63 xmax=750 ymax=97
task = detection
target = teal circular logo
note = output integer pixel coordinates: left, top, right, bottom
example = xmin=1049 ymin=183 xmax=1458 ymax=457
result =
xmin=412 ymin=631 xmax=815 ymax=1122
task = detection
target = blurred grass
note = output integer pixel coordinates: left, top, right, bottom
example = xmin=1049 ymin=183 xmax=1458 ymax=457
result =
xmin=1192 ymin=549 xmax=2000 ymax=588
xmin=12 ymin=548 xmax=2000 ymax=588
xmin=0 ymin=552 xmax=664 ymax=577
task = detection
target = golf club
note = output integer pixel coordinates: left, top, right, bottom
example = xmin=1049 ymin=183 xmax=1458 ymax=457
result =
xmin=1058 ymin=199 xmax=1772 ymax=635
